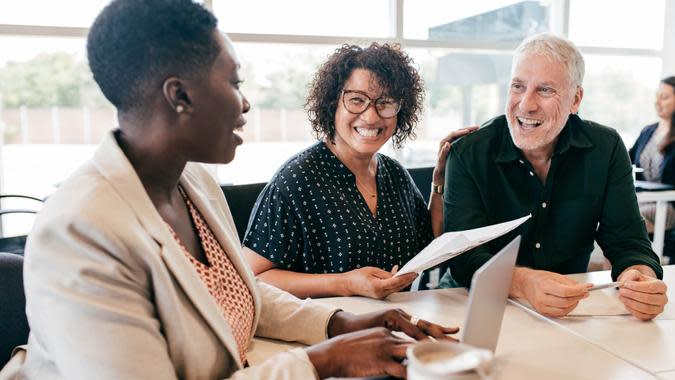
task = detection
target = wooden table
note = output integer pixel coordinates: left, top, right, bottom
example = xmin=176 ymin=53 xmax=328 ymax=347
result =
xmin=248 ymin=266 xmax=675 ymax=379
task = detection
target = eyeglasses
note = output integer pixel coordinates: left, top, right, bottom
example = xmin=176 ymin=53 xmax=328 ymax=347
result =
xmin=341 ymin=90 xmax=402 ymax=119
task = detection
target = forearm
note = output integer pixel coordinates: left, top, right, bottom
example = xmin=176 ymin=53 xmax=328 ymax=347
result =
xmin=257 ymin=268 xmax=350 ymax=298
xmin=428 ymin=192 xmax=444 ymax=237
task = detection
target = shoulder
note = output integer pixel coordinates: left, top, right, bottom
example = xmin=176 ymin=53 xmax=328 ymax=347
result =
xmin=377 ymin=153 xmax=408 ymax=176
xmin=450 ymin=115 xmax=509 ymax=159
xmin=28 ymin=161 xmax=149 ymax=265
xmin=266 ymin=142 xmax=335 ymax=192
xmin=575 ymin=117 xmax=624 ymax=145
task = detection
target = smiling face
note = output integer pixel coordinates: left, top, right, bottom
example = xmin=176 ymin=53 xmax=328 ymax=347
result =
xmin=332 ymin=68 xmax=398 ymax=159
xmin=186 ymin=33 xmax=250 ymax=164
xmin=655 ymin=82 xmax=675 ymax=121
xmin=506 ymin=52 xmax=583 ymax=155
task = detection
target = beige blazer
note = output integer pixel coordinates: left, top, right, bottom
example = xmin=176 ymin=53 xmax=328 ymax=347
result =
xmin=0 ymin=131 xmax=337 ymax=380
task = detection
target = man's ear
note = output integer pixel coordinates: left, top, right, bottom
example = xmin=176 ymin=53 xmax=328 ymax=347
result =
xmin=571 ymin=86 xmax=584 ymax=114
xmin=162 ymin=77 xmax=192 ymax=114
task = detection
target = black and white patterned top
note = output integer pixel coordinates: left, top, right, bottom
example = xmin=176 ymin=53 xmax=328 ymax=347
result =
xmin=243 ymin=141 xmax=433 ymax=274
xmin=640 ymin=130 xmax=666 ymax=181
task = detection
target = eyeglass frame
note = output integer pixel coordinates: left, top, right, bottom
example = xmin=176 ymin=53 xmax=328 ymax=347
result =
xmin=340 ymin=90 xmax=402 ymax=119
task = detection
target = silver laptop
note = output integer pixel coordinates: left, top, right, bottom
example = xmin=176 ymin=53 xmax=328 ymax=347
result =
xmin=461 ymin=235 xmax=521 ymax=352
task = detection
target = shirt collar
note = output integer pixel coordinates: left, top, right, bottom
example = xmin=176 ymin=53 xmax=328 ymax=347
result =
xmin=495 ymin=114 xmax=594 ymax=163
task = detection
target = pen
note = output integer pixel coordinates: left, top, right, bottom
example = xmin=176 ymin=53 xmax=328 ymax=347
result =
xmin=588 ymin=281 xmax=624 ymax=291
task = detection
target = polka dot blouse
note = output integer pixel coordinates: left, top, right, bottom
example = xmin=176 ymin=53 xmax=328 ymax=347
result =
xmin=243 ymin=141 xmax=433 ymax=274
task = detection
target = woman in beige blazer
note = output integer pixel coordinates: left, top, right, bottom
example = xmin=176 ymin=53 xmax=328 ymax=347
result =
xmin=0 ymin=0 xmax=458 ymax=379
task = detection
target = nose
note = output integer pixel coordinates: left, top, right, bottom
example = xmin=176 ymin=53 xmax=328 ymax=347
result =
xmin=518 ymin=89 xmax=539 ymax=114
xmin=359 ymin=102 xmax=381 ymax=124
xmin=242 ymin=94 xmax=251 ymax=114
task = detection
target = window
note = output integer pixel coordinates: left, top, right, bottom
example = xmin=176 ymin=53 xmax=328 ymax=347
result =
xmin=403 ymin=0 xmax=551 ymax=41
xmin=569 ymin=0 xmax=665 ymax=50
xmin=580 ymin=55 xmax=662 ymax=143
xmin=0 ymin=0 xmax=671 ymax=204
xmin=0 ymin=36 xmax=114 ymax=202
xmin=214 ymin=0 xmax=391 ymax=37
xmin=0 ymin=1 xmax=110 ymax=27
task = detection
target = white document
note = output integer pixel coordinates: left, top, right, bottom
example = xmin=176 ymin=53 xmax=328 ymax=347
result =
xmin=395 ymin=214 xmax=531 ymax=277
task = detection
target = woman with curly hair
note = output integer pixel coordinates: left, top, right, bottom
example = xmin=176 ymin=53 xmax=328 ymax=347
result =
xmin=0 ymin=2 xmax=459 ymax=378
xmin=244 ymin=43 xmax=475 ymax=299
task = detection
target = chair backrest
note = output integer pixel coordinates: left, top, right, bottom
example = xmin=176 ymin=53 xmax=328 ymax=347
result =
xmin=0 ymin=252 xmax=29 ymax=368
xmin=0 ymin=194 xmax=44 ymax=256
xmin=221 ymin=182 xmax=267 ymax=243
xmin=407 ymin=166 xmax=433 ymax=205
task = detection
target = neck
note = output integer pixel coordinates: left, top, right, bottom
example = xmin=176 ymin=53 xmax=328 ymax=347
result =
xmin=522 ymin=147 xmax=554 ymax=165
xmin=325 ymin=138 xmax=377 ymax=177
xmin=118 ymin=114 xmax=187 ymax=205
xmin=659 ymin=118 xmax=671 ymax=130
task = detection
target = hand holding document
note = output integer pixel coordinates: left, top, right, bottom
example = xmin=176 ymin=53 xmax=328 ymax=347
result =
xmin=394 ymin=214 xmax=531 ymax=277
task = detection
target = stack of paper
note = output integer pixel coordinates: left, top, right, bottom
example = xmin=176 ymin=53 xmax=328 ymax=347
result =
xmin=394 ymin=214 xmax=531 ymax=277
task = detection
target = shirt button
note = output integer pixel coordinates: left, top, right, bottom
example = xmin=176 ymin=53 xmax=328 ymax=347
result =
xmin=535 ymin=242 xmax=541 ymax=249
xmin=529 ymin=171 xmax=534 ymax=176
xmin=542 ymin=202 xmax=547 ymax=208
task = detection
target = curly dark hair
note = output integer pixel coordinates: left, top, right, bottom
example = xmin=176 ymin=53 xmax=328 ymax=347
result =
xmin=87 ymin=0 xmax=219 ymax=112
xmin=305 ymin=43 xmax=424 ymax=148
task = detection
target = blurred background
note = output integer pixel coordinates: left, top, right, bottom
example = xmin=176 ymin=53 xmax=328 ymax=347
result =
xmin=1 ymin=0 xmax=674 ymax=235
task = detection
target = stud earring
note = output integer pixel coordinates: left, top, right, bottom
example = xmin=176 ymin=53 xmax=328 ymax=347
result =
xmin=176 ymin=105 xmax=184 ymax=113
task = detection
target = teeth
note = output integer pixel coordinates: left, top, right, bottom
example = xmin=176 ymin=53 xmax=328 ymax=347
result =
xmin=517 ymin=117 xmax=543 ymax=126
xmin=355 ymin=127 xmax=379 ymax=137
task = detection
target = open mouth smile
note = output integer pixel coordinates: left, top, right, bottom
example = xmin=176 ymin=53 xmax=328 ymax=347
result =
xmin=516 ymin=116 xmax=543 ymax=130
xmin=354 ymin=127 xmax=383 ymax=137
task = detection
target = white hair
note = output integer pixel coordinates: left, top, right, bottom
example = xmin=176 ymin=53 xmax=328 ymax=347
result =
xmin=512 ymin=33 xmax=585 ymax=89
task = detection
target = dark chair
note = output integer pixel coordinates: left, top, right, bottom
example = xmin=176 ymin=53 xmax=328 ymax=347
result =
xmin=0 ymin=194 xmax=44 ymax=256
xmin=0 ymin=252 xmax=29 ymax=368
xmin=407 ymin=166 xmax=434 ymax=204
xmin=221 ymin=182 xmax=267 ymax=243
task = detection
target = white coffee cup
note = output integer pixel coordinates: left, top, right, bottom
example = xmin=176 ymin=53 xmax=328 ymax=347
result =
xmin=407 ymin=341 xmax=493 ymax=380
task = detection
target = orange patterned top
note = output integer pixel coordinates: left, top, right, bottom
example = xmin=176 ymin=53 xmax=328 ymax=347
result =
xmin=167 ymin=187 xmax=255 ymax=364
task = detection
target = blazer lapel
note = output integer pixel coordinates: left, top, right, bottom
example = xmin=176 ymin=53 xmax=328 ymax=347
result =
xmin=180 ymin=168 xmax=262 ymax=320
xmin=91 ymin=132 xmax=244 ymax=368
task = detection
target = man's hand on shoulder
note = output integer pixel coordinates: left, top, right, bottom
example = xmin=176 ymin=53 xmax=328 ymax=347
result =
xmin=617 ymin=265 xmax=668 ymax=321
xmin=510 ymin=267 xmax=591 ymax=318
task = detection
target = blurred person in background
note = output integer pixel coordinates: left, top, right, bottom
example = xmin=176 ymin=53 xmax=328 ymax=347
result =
xmin=629 ymin=76 xmax=675 ymax=233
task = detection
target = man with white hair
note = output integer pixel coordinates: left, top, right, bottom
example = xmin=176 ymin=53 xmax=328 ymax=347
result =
xmin=441 ymin=33 xmax=668 ymax=320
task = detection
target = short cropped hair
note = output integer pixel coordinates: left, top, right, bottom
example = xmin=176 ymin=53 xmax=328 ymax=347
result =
xmin=513 ymin=33 xmax=585 ymax=89
xmin=305 ymin=43 xmax=424 ymax=149
xmin=87 ymin=0 xmax=219 ymax=112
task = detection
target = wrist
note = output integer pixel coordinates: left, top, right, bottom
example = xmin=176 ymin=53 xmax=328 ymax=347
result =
xmin=619 ymin=264 xmax=656 ymax=280
xmin=337 ymin=271 xmax=354 ymax=296
xmin=431 ymin=182 xmax=444 ymax=195
xmin=327 ymin=311 xmax=350 ymax=337
xmin=306 ymin=344 xmax=334 ymax=379
xmin=510 ymin=267 xmax=532 ymax=298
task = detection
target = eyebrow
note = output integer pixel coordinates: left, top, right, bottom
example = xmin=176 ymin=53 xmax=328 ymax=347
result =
xmin=344 ymin=89 xmax=393 ymax=99
xmin=510 ymin=78 xmax=559 ymax=88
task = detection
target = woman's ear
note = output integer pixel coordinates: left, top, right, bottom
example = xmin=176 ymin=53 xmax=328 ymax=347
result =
xmin=162 ymin=77 xmax=192 ymax=114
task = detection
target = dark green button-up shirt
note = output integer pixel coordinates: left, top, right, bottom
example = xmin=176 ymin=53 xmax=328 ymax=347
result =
xmin=444 ymin=114 xmax=662 ymax=287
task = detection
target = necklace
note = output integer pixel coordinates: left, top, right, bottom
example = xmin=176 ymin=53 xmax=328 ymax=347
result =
xmin=328 ymin=143 xmax=377 ymax=199
xmin=354 ymin=175 xmax=377 ymax=198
